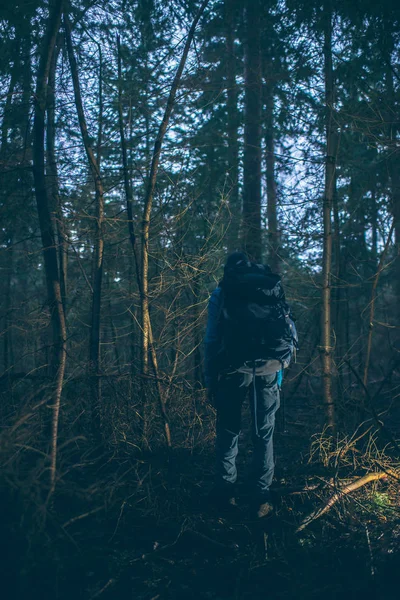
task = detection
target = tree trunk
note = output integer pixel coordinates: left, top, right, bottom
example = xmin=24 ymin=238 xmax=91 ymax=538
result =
xmin=264 ymin=62 xmax=279 ymax=272
xmin=47 ymin=38 xmax=68 ymax=316
xmin=32 ymin=0 xmax=66 ymax=497
xmin=117 ymin=35 xmax=141 ymax=290
xmin=3 ymin=238 xmax=14 ymax=376
xmin=391 ymin=170 xmax=400 ymax=312
xmin=0 ymin=48 xmax=19 ymax=380
xmin=224 ymin=0 xmax=240 ymax=252
xmin=363 ymin=220 xmax=395 ymax=386
xmin=382 ymin=31 xmax=400 ymax=330
xmin=242 ymin=0 xmax=262 ymax=262
xmin=140 ymin=0 xmax=209 ymax=446
xmin=64 ymin=13 xmax=105 ymax=441
xmin=332 ymin=177 xmax=344 ymax=393
xmin=21 ymin=26 xmax=33 ymax=155
xmin=193 ymin=273 xmax=203 ymax=387
xmin=0 ymin=43 xmax=19 ymax=154
xmin=371 ymin=187 xmax=378 ymax=265
xmin=320 ymin=2 xmax=336 ymax=429
xmin=389 ymin=135 xmax=400 ymax=325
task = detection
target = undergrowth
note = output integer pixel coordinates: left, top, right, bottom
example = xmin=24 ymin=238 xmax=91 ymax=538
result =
xmin=1 ymin=378 xmax=399 ymax=599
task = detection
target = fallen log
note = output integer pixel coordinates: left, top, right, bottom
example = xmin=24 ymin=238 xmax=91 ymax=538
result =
xmin=296 ymin=471 xmax=396 ymax=533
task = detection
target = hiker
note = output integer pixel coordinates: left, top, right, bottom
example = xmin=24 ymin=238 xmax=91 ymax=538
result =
xmin=204 ymin=252 xmax=297 ymax=518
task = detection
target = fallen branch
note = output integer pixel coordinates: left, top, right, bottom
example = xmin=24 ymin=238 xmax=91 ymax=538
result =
xmin=296 ymin=471 xmax=393 ymax=533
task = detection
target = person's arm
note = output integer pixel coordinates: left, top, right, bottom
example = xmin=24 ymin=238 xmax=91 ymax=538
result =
xmin=204 ymin=287 xmax=223 ymax=393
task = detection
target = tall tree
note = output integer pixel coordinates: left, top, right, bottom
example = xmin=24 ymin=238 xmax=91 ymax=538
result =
xmin=47 ymin=38 xmax=68 ymax=315
xmin=320 ymin=0 xmax=336 ymax=428
xmin=32 ymin=0 xmax=66 ymax=496
xmin=140 ymin=0 xmax=210 ymax=446
xmin=224 ymin=0 xmax=240 ymax=252
xmin=64 ymin=12 xmax=105 ymax=441
xmin=264 ymin=59 xmax=280 ymax=272
xmin=242 ymin=0 xmax=262 ymax=262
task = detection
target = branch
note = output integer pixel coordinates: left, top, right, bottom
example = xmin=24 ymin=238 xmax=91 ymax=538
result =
xmin=296 ymin=471 xmax=395 ymax=533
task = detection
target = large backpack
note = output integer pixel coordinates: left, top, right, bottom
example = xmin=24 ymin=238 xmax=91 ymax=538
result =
xmin=220 ymin=261 xmax=297 ymax=371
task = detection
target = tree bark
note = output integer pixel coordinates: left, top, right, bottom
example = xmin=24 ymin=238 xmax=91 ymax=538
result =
xmin=388 ymin=123 xmax=400 ymax=327
xmin=242 ymin=0 xmax=262 ymax=262
xmin=320 ymin=2 xmax=336 ymax=429
xmin=47 ymin=38 xmax=68 ymax=316
xmin=264 ymin=61 xmax=280 ymax=272
xmin=64 ymin=13 xmax=105 ymax=441
xmin=0 ymin=48 xmax=19 ymax=380
xmin=0 ymin=42 xmax=19 ymax=154
xmin=3 ymin=238 xmax=14 ymax=376
xmin=116 ymin=35 xmax=141 ymax=291
xmin=382 ymin=33 xmax=400 ymax=325
xmin=193 ymin=273 xmax=203 ymax=387
xmin=391 ymin=169 xmax=400 ymax=312
xmin=332 ymin=173 xmax=345 ymax=393
xmin=224 ymin=0 xmax=240 ymax=252
xmin=32 ymin=0 xmax=66 ymax=497
xmin=21 ymin=26 xmax=33 ymax=156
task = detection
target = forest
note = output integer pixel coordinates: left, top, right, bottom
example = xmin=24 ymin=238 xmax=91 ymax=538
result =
xmin=0 ymin=0 xmax=399 ymax=598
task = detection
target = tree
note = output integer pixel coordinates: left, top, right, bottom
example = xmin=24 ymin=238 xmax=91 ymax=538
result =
xmin=320 ymin=0 xmax=336 ymax=428
xmin=242 ymin=0 xmax=262 ymax=261
xmin=32 ymin=0 xmax=66 ymax=496
xmin=64 ymin=11 xmax=105 ymax=441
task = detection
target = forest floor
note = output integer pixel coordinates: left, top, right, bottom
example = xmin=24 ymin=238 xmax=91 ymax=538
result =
xmin=3 ymin=390 xmax=400 ymax=600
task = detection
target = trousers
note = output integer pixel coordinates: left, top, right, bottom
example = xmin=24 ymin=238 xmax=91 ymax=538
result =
xmin=215 ymin=371 xmax=280 ymax=500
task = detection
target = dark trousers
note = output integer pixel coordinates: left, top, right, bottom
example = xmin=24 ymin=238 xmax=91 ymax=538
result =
xmin=215 ymin=371 xmax=280 ymax=501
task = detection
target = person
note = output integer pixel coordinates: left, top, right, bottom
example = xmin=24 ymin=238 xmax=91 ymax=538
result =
xmin=204 ymin=251 xmax=295 ymax=518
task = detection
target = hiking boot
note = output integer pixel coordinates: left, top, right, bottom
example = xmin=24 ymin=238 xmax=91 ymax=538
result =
xmin=255 ymin=499 xmax=274 ymax=519
xmin=253 ymin=491 xmax=274 ymax=519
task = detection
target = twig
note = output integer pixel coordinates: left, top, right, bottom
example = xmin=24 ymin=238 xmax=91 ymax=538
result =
xmin=365 ymin=523 xmax=375 ymax=578
xmin=89 ymin=578 xmax=116 ymax=599
xmin=108 ymin=500 xmax=126 ymax=542
xmin=296 ymin=471 xmax=393 ymax=533
xmin=62 ymin=506 xmax=103 ymax=528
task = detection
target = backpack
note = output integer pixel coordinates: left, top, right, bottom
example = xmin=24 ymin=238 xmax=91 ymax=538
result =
xmin=220 ymin=261 xmax=298 ymax=371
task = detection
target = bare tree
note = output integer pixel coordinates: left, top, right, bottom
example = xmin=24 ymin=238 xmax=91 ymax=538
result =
xmin=47 ymin=38 xmax=68 ymax=315
xmin=32 ymin=0 xmax=66 ymax=496
xmin=140 ymin=0 xmax=210 ymax=446
xmin=116 ymin=35 xmax=141 ymax=288
xmin=64 ymin=12 xmax=105 ymax=440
